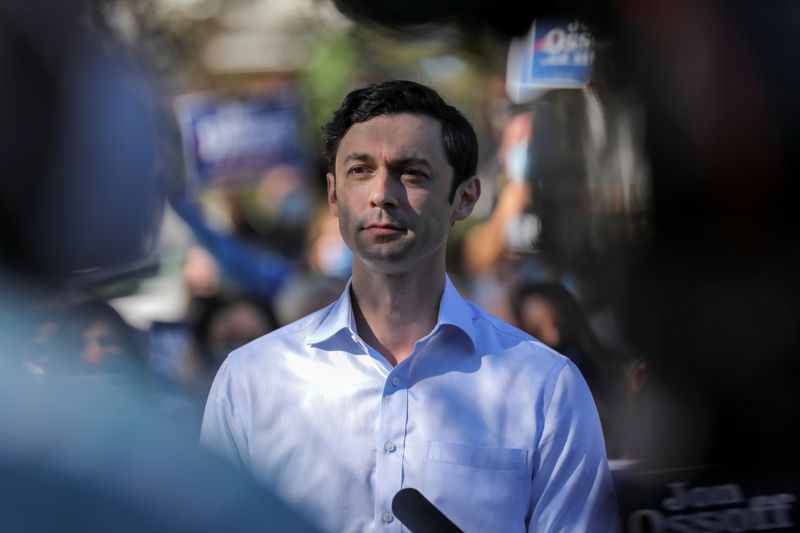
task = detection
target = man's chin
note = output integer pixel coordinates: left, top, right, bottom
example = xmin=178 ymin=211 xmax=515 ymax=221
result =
xmin=355 ymin=247 xmax=414 ymax=273
xmin=357 ymin=239 xmax=407 ymax=256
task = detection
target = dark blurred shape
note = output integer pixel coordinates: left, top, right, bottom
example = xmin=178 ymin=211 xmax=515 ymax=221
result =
xmin=511 ymin=281 xmax=621 ymax=387
xmin=59 ymin=298 xmax=147 ymax=370
xmin=191 ymin=294 xmax=278 ymax=379
xmin=0 ymin=0 xmax=165 ymax=283
xmin=392 ymin=488 xmax=463 ymax=533
xmin=0 ymin=0 xmax=321 ymax=530
xmin=608 ymin=0 xmax=800 ymax=471
xmin=510 ymin=280 xmax=626 ymax=453
xmin=333 ymin=0 xmax=600 ymax=38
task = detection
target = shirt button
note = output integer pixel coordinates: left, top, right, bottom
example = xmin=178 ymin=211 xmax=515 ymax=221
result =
xmin=382 ymin=512 xmax=394 ymax=523
xmin=391 ymin=377 xmax=400 ymax=387
xmin=384 ymin=441 xmax=396 ymax=453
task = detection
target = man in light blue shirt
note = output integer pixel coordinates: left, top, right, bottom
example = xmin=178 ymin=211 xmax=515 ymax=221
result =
xmin=201 ymin=80 xmax=619 ymax=532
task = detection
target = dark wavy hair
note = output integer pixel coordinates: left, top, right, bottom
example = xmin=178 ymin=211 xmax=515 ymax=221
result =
xmin=322 ymin=80 xmax=478 ymax=202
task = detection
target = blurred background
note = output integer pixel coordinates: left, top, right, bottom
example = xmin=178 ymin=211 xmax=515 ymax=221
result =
xmin=2 ymin=0 xmax=798 ymax=530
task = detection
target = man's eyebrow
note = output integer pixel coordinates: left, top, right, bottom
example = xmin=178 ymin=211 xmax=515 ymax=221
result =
xmin=342 ymin=153 xmax=373 ymax=165
xmin=392 ymin=157 xmax=432 ymax=170
xmin=341 ymin=154 xmax=433 ymax=170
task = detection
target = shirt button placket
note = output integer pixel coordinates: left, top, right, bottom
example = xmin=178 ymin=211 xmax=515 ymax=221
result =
xmin=376 ymin=370 xmax=406 ymax=530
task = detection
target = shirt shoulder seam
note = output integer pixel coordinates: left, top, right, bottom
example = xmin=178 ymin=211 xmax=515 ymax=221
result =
xmin=471 ymin=314 xmax=535 ymax=342
xmin=537 ymin=358 xmax=572 ymax=448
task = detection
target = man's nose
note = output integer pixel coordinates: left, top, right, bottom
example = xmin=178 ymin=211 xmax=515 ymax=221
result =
xmin=369 ymin=170 xmax=399 ymax=209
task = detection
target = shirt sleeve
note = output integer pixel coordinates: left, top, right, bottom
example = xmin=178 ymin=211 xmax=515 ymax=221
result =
xmin=528 ymin=360 xmax=621 ymax=532
xmin=200 ymin=356 xmax=251 ymax=471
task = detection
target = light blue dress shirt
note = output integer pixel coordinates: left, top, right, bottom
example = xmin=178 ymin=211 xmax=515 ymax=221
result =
xmin=201 ymin=276 xmax=619 ymax=532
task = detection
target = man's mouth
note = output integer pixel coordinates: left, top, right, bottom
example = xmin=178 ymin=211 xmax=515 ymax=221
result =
xmin=362 ymin=223 xmax=407 ymax=236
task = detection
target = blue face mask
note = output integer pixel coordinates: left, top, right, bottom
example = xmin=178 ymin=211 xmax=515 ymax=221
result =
xmin=506 ymin=142 xmax=530 ymax=183
xmin=318 ymin=243 xmax=352 ymax=279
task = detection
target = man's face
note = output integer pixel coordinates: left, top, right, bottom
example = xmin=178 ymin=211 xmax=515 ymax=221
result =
xmin=327 ymin=113 xmax=478 ymax=274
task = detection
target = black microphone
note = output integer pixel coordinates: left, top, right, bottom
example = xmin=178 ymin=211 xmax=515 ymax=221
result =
xmin=391 ymin=488 xmax=463 ymax=533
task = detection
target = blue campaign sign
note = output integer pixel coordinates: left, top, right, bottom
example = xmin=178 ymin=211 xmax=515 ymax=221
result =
xmin=507 ymin=18 xmax=594 ymax=103
xmin=176 ymin=89 xmax=305 ymax=189
xmin=530 ymin=19 xmax=593 ymax=87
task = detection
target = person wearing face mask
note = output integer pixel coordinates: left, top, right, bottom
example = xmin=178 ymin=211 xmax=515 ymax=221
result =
xmin=306 ymin=201 xmax=353 ymax=280
xmin=463 ymin=109 xmax=541 ymax=273
xmin=460 ymin=109 xmax=542 ymax=322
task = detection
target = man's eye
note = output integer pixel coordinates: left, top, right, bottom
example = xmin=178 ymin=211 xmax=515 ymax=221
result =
xmin=403 ymin=169 xmax=426 ymax=178
xmin=348 ymin=166 xmax=369 ymax=175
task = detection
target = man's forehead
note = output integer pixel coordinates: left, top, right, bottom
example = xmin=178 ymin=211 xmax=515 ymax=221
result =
xmin=336 ymin=113 xmax=446 ymax=163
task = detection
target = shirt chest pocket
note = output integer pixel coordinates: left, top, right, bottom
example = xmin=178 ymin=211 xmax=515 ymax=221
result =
xmin=422 ymin=442 xmax=530 ymax=533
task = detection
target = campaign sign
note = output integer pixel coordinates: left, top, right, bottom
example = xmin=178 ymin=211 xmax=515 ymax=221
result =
xmin=613 ymin=464 xmax=798 ymax=532
xmin=507 ymin=18 xmax=594 ymax=104
xmin=176 ymin=89 xmax=305 ymax=189
xmin=147 ymin=320 xmax=191 ymax=381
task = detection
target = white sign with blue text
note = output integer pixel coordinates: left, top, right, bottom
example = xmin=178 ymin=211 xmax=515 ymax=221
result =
xmin=507 ymin=18 xmax=594 ymax=104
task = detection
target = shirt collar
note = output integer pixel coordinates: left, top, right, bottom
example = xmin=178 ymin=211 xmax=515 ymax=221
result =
xmin=306 ymin=278 xmax=356 ymax=346
xmin=307 ymin=275 xmax=476 ymax=350
xmin=435 ymin=275 xmax=477 ymax=350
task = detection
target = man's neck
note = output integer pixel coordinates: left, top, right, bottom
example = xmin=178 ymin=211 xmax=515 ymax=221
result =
xmin=350 ymin=262 xmax=445 ymax=367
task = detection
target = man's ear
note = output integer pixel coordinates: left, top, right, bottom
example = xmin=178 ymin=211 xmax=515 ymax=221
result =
xmin=326 ymin=172 xmax=338 ymax=217
xmin=451 ymin=176 xmax=481 ymax=222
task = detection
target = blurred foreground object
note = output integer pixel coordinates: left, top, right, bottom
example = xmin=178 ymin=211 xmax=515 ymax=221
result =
xmin=0 ymin=0 xmax=165 ymax=282
xmin=0 ymin=0 xmax=320 ymax=530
